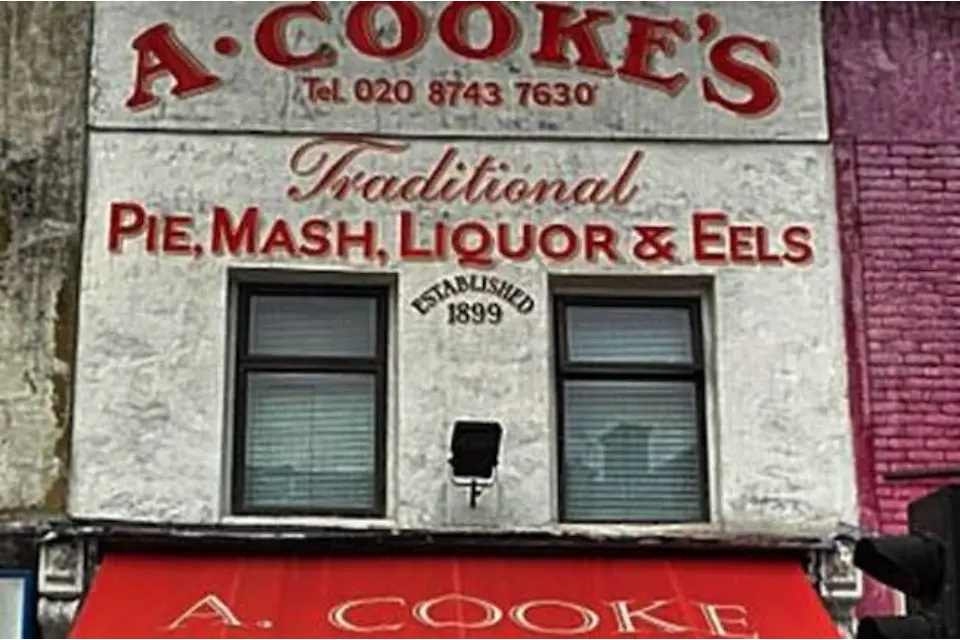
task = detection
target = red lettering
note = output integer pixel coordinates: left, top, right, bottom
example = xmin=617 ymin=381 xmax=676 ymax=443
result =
xmin=111 ymin=203 xmax=807 ymax=269
xmin=692 ymin=211 xmax=728 ymax=264
xmin=336 ymin=220 xmax=378 ymax=259
xmin=607 ymin=150 xmax=643 ymax=206
xmin=399 ymin=176 xmax=426 ymax=202
xmin=618 ymin=16 xmax=689 ymax=95
xmin=108 ymin=202 xmax=148 ymax=251
xmin=782 ymin=225 xmax=814 ymax=265
xmin=571 ymin=179 xmax=605 ymax=205
xmin=300 ymin=219 xmax=332 ymax=256
xmin=285 ymin=138 xmax=642 ymax=209
xmin=451 ymin=221 xmax=495 ymax=268
xmin=691 ymin=215 xmax=809 ymax=267
xmin=261 ymin=219 xmax=299 ymax=256
xmin=753 ymin=225 xmax=782 ymax=265
xmin=211 ymin=208 xmax=374 ymax=259
xmin=123 ymin=5 xmax=785 ymax=120
xmin=163 ymin=215 xmax=194 ymax=255
xmin=702 ymin=33 xmax=780 ymax=116
xmin=632 ymin=224 xmax=676 ymax=263
xmin=399 ymin=210 xmax=435 ymax=261
xmin=361 ymin=175 xmax=399 ymax=202
xmin=531 ymin=4 xmax=613 ymax=74
xmin=346 ymin=2 xmax=427 ymax=59
xmin=496 ymin=223 xmax=535 ymax=260
xmin=287 ymin=138 xmax=378 ymax=202
xmin=211 ymin=206 xmax=259 ymax=254
xmin=125 ymin=24 xmax=220 ymax=110
xmin=539 ymin=223 xmax=578 ymax=261
xmin=144 ymin=216 xmax=160 ymax=254
xmin=437 ymin=2 xmax=521 ymax=61
xmin=727 ymin=224 xmax=755 ymax=265
xmin=584 ymin=224 xmax=618 ymax=263
xmin=254 ymin=2 xmax=336 ymax=69
xmin=398 ymin=214 xmax=633 ymax=267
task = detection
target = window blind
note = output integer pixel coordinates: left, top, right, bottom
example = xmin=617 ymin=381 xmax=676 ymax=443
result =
xmin=249 ymin=295 xmax=378 ymax=358
xmin=563 ymin=379 xmax=701 ymax=522
xmin=239 ymin=293 xmax=381 ymax=513
xmin=566 ymin=305 xmax=694 ymax=364
xmin=560 ymin=303 xmax=704 ymax=523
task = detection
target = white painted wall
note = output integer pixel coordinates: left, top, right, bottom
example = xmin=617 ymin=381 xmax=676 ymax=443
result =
xmin=89 ymin=1 xmax=827 ymax=140
xmin=73 ymin=0 xmax=854 ymax=538
xmin=70 ymin=131 xmax=856 ymax=536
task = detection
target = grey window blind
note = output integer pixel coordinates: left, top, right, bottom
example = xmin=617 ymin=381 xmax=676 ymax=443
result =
xmin=239 ymin=292 xmax=382 ymax=514
xmin=566 ymin=306 xmax=694 ymax=364
xmin=249 ymin=295 xmax=378 ymax=358
xmin=560 ymin=302 xmax=705 ymax=523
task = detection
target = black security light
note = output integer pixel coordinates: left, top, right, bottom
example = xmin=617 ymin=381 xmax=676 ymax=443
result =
xmin=449 ymin=420 xmax=503 ymax=509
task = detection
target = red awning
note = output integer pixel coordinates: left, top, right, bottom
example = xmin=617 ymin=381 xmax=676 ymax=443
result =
xmin=69 ymin=553 xmax=840 ymax=639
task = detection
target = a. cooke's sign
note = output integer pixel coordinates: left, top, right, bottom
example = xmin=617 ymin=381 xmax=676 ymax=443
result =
xmin=165 ymin=593 xmax=761 ymax=637
xmin=90 ymin=1 xmax=828 ymax=140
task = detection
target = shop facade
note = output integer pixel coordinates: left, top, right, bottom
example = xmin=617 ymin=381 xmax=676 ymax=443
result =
xmin=60 ymin=1 xmax=855 ymax=637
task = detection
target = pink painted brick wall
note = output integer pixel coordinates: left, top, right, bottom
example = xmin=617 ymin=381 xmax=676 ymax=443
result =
xmin=855 ymin=141 xmax=960 ymax=532
xmin=841 ymin=140 xmax=960 ymax=614
xmin=826 ymin=3 xmax=960 ymax=616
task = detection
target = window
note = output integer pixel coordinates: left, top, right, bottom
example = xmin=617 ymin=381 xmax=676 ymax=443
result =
xmin=231 ymin=284 xmax=388 ymax=517
xmin=554 ymin=296 xmax=708 ymax=524
xmin=0 ymin=570 xmax=34 ymax=639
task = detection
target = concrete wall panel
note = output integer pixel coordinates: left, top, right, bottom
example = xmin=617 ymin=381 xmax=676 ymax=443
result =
xmin=70 ymin=131 xmax=854 ymax=536
xmin=89 ymin=1 xmax=827 ymax=141
xmin=0 ymin=2 xmax=91 ymax=514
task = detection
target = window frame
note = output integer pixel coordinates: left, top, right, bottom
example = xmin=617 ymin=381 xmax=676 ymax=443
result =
xmin=230 ymin=283 xmax=389 ymax=518
xmin=553 ymin=295 xmax=710 ymax=524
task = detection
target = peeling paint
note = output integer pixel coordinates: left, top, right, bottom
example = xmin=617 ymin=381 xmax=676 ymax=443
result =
xmin=0 ymin=216 xmax=10 ymax=255
xmin=46 ymin=263 xmax=79 ymax=511
xmin=0 ymin=2 xmax=91 ymax=515
xmin=0 ymin=136 xmax=77 ymax=513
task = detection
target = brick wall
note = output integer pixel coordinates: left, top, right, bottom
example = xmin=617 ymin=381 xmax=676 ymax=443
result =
xmin=826 ymin=2 xmax=960 ymax=616
xmin=854 ymin=141 xmax=960 ymax=529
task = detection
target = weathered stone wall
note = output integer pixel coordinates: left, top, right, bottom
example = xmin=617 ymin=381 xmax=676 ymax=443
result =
xmin=825 ymin=0 xmax=960 ymax=617
xmin=0 ymin=2 xmax=89 ymax=515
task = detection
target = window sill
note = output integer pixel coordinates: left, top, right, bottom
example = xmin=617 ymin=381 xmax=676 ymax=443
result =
xmin=553 ymin=521 xmax=839 ymax=546
xmin=216 ymin=519 xmax=720 ymax=537
xmin=556 ymin=521 xmax=720 ymax=538
xmin=220 ymin=515 xmax=397 ymax=530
